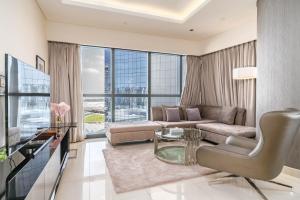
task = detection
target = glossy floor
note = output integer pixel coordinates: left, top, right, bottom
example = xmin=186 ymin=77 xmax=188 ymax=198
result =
xmin=55 ymin=139 xmax=300 ymax=200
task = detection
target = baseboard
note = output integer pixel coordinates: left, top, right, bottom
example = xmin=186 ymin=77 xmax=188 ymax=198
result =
xmin=282 ymin=166 xmax=300 ymax=178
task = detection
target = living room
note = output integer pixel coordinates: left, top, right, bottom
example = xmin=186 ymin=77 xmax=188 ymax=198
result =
xmin=1 ymin=0 xmax=300 ymax=200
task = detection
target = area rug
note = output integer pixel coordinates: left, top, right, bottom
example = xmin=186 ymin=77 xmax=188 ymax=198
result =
xmin=103 ymin=143 xmax=216 ymax=193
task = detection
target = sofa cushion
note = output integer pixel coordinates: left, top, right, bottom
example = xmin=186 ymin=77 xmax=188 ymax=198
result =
xmin=181 ymin=105 xmax=200 ymax=120
xmin=218 ymin=107 xmax=237 ymax=125
xmin=235 ymin=108 xmax=246 ymax=125
xmin=156 ymin=119 xmax=216 ymax=128
xmin=166 ymin=108 xmax=181 ymax=122
xmin=200 ymin=105 xmax=222 ymax=120
xmin=186 ymin=108 xmax=202 ymax=121
xmin=108 ymin=121 xmax=162 ymax=134
xmin=196 ymin=123 xmax=256 ymax=138
xmin=151 ymin=106 xmax=163 ymax=121
xmin=162 ymin=105 xmax=185 ymax=121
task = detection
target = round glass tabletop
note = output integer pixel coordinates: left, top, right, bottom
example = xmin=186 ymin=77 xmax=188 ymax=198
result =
xmin=154 ymin=127 xmax=204 ymax=165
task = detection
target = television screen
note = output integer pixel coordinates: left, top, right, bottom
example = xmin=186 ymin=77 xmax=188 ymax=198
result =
xmin=5 ymin=54 xmax=51 ymax=155
xmin=0 ymin=94 xmax=5 ymax=149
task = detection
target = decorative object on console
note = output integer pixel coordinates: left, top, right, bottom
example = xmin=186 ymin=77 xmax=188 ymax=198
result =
xmin=51 ymin=102 xmax=71 ymax=124
xmin=232 ymin=66 xmax=257 ymax=80
xmin=36 ymin=55 xmax=45 ymax=72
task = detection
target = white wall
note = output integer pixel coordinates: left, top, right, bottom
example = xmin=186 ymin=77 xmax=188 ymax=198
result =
xmin=0 ymin=0 xmax=48 ymax=74
xmin=197 ymin=19 xmax=257 ymax=55
xmin=47 ymin=21 xmax=203 ymax=55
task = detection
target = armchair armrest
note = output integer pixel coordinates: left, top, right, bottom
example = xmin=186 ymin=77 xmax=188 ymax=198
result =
xmin=226 ymin=136 xmax=257 ymax=150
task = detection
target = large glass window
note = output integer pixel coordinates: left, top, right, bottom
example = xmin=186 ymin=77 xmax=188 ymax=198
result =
xmin=114 ymin=50 xmax=148 ymax=121
xmin=81 ymin=46 xmax=185 ymax=136
xmin=151 ymin=53 xmax=181 ymax=106
xmin=81 ymin=47 xmax=112 ymax=136
xmin=151 ymin=53 xmax=180 ymax=95
xmin=115 ymin=97 xmax=148 ymax=122
xmin=115 ymin=50 xmax=148 ymax=94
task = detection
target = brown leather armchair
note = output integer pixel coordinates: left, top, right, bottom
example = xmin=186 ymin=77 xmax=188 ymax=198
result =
xmin=196 ymin=110 xmax=300 ymax=200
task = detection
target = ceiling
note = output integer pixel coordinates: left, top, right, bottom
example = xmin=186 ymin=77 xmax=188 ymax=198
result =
xmin=37 ymin=0 xmax=257 ymax=41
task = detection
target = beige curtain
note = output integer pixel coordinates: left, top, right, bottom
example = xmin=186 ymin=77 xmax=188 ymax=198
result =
xmin=49 ymin=42 xmax=84 ymax=142
xmin=181 ymin=41 xmax=256 ymax=126
xmin=180 ymin=56 xmax=202 ymax=105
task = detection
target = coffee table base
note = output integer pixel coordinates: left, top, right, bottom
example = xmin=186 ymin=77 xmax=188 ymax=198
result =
xmin=155 ymin=146 xmax=186 ymax=165
xmin=154 ymin=128 xmax=203 ymax=165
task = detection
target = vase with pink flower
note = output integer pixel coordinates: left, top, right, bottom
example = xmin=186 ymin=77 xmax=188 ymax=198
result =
xmin=51 ymin=102 xmax=71 ymax=124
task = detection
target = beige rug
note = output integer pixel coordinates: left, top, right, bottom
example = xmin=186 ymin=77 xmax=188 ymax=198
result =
xmin=103 ymin=143 xmax=216 ymax=193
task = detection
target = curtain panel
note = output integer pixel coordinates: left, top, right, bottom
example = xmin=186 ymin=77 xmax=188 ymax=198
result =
xmin=181 ymin=41 xmax=256 ymax=126
xmin=49 ymin=42 xmax=84 ymax=142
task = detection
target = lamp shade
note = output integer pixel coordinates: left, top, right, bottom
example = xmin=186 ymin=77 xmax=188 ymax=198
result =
xmin=233 ymin=67 xmax=257 ymax=80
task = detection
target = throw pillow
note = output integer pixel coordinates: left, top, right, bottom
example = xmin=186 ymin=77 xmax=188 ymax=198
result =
xmin=218 ymin=106 xmax=238 ymax=125
xmin=162 ymin=105 xmax=184 ymax=121
xmin=166 ymin=108 xmax=181 ymax=122
xmin=186 ymin=108 xmax=202 ymax=121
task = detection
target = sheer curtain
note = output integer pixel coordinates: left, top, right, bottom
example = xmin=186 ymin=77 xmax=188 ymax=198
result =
xmin=181 ymin=41 xmax=256 ymax=126
xmin=49 ymin=42 xmax=84 ymax=142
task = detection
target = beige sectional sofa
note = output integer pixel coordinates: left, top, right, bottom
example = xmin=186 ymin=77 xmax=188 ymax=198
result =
xmin=106 ymin=105 xmax=256 ymax=145
xmin=152 ymin=105 xmax=256 ymax=144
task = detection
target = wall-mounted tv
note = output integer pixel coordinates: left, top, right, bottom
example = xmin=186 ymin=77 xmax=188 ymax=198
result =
xmin=5 ymin=54 xmax=51 ymax=156
xmin=0 ymin=76 xmax=5 ymax=150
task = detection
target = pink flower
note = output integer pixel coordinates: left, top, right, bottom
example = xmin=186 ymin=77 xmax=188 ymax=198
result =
xmin=51 ymin=102 xmax=70 ymax=117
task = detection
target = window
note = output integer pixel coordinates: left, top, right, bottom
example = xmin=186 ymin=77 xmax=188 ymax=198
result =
xmin=151 ymin=53 xmax=182 ymax=107
xmin=81 ymin=46 xmax=185 ymax=136
xmin=151 ymin=53 xmax=181 ymax=95
xmin=81 ymin=47 xmax=112 ymax=136
xmin=115 ymin=50 xmax=148 ymax=94
xmin=115 ymin=97 xmax=148 ymax=122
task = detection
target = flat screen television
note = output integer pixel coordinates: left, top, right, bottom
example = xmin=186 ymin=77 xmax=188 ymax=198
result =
xmin=5 ymin=54 xmax=51 ymax=156
xmin=0 ymin=78 xmax=5 ymax=150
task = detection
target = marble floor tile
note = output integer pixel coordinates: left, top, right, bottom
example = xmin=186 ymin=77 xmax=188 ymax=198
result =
xmin=55 ymin=139 xmax=300 ymax=200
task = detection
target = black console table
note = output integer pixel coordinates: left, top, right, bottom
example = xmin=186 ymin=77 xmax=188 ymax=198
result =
xmin=5 ymin=123 xmax=76 ymax=200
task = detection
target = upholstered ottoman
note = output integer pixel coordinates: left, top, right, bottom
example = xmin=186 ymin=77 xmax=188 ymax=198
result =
xmin=106 ymin=121 xmax=162 ymax=145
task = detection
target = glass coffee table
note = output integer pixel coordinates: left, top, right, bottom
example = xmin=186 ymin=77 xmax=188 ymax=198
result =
xmin=154 ymin=127 xmax=204 ymax=165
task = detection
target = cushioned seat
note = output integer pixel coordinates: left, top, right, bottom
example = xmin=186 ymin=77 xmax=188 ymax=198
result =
xmin=156 ymin=119 xmax=216 ymax=128
xmin=215 ymin=144 xmax=252 ymax=155
xmin=109 ymin=121 xmax=162 ymax=133
xmin=106 ymin=121 xmax=162 ymax=145
xmin=196 ymin=123 xmax=256 ymax=138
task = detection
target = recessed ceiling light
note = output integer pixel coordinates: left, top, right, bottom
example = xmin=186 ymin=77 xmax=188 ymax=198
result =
xmin=62 ymin=0 xmax=211 ymax=24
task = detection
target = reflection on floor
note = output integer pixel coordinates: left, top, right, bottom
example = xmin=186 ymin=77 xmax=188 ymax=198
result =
xmin=55 ymin=139 xmax=300 ymax=200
